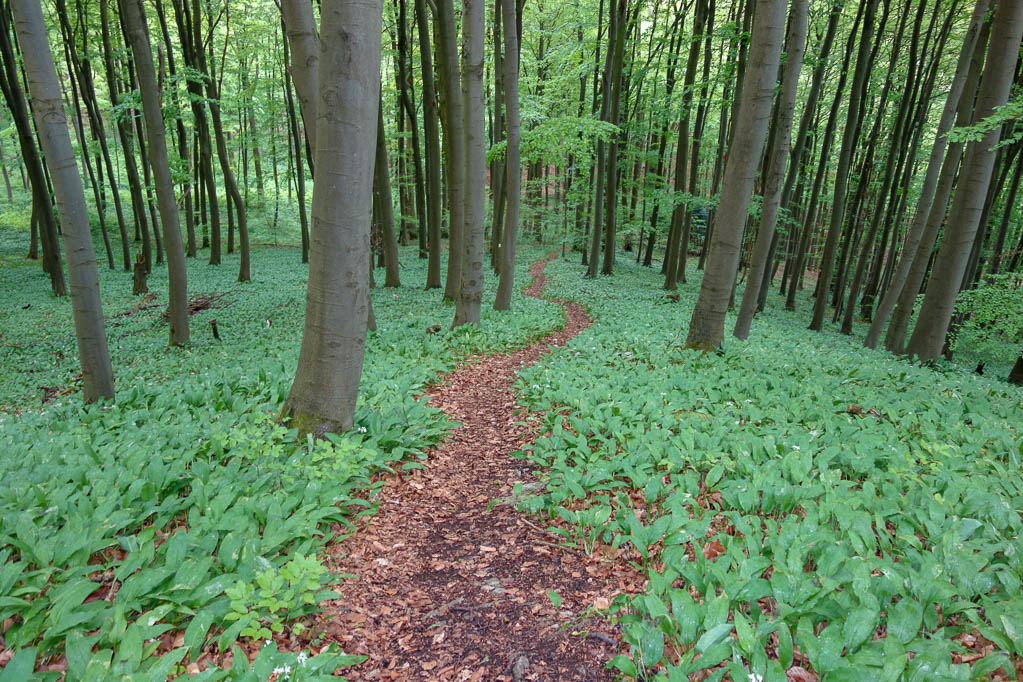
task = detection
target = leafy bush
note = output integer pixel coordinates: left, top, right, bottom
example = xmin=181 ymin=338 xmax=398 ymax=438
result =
xmin=953 ymin=273 xmax=1023 ymax=367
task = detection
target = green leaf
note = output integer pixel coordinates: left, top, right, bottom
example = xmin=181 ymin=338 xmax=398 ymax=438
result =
xmin=842 ymin=606 xmax=878 ymax=652
xmin=218 ymin=618 xmax=247 ymax=652
xmin=185 ymin=609 xmax=217 ymax=658
xmin=696 ymin=623 xmax=734 ymax=654
xmin=609 ymin=654 xmax=637 ymax=677
xmin=642 ymin=594 xmax=670 ymax=622
xmin=887 ymin=598 xmax=922 ymax=644
xmin=0 ymin=647 xmax=37 ymax=682
xmin=640 ymin=621 xmax=665 ymax=667
xmin=777 ymin=622 xmax=793 ymax=670
xmin=547 ymin=590 xmax=562 ymax=609
xmin=734 ymin=610 xmax=755 ymax=654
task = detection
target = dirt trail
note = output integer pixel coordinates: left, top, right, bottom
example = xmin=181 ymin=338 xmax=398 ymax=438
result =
xmin=315 ymin=256 xmax=642 ymax=681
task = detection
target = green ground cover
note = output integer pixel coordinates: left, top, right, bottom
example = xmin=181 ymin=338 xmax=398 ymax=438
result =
xmin=0 ymin=236 xmax=562 ymax=680
xmin=516 ymin=255 xmax=1023 ymax=681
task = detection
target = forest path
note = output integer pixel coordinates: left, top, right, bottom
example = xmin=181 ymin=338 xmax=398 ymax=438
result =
xmin=315 ymin=255 xmax=640 ymax=681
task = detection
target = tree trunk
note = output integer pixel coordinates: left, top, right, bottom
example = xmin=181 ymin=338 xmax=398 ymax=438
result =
xmin=1008 ymin=354 xmax=1023 ymax=385
xmin=905 ymin=0 xmax=1023 ymax=361
xmin=282 ymin=0 xmax=382 ymax=438
xmin=883 ymin=15 xmax=988 ymax=353
xmin=435 ymin=0 xmax=466 ymax=301
xmin=12 ymin=0 xmax=114 ymax=401
xmin=664 ymin=0 xmax=706 ymax=289
xmin=684 ymin=0 xmax=786 ymax=350
xmin=453 ymin=0 xmax=484 ymax=326
xmin=494 ymin=0 xmax=521 ymax=311
xmin=281 ymin=21 xmax=310 ymax=264
xmin=809 ymin=0 xmax=879 ymax=332
xmin=733 ymin=0 xmax=808 ymax=340
xmin=55 ymin=0 xmax=132 ymax=271
xmin=758 ymin=0 xmax=841 ymax=312
xmin=600 ymin=0 xmax=627 ymax=276
xmin=414 ymin=0 xmax=443 ymax=289
xmin=280 ymin=0 xmax=319 ymax=152
xmin=989 ymin=150 xmax=1023 ymax=275
xmin=375 ymin=98 xmax=401 ymax=288
xmin=0 ymin=4 xmax=66 ymax=295
xmin=119 ymin=0 xmax=190 ymax=346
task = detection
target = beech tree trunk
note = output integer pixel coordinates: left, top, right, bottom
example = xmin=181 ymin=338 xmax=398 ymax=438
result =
xmin=0 ymin=4 xmax=66 ymax=295
xmin=281 ymin=23 xmax=310 ymax=263
xmin=809 ymin=0 xmax=879 ymax=332
xmin=375 ymin=98 xmax=401 ymax=288
xmin=494 ymin=0 xmax=521 ymax=311
xmin=883 ymin=15 xmax=989 ymax=353
xmin=437 ymin=0 xmax=466 ymax=301
xmin=600 ymin=0 xmax=627 ymax=276
xmin=282 ymin=0 xmax=382 ymax=437
xmin=733 ymin=0 xmax=808 ymax=340
xmin=453 ymin=0 xmax=484 ymax=326
xmin=12 ymin=0 xmax=114 ymax=401
xmin=684 ymin=0 xmax=787 ymax=350
xmin=905 ymin=0 xmax=1023 ymax=361
xmin=415 ymin=0 xmax=443 ymax=289
xmin=119 ymin=0 xmax=190 ymax=346
xmin=280 ymin=0 xmax=319 ymax=153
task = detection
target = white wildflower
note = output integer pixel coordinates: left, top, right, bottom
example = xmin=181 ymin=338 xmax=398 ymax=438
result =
xmin=271 ymin=665 xmax=292 ymax=680
xmin=296 ymin=651 xmax=308 ymax=666
xmin=748 ymin=675 xmax=763 ymax=682
xmin=792 ymin=445 xmax=801 ymax=451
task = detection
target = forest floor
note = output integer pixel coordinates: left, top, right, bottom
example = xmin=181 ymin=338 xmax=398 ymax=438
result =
xmin=312 ymin=256 xmax=644 ymax=681
xmin=2 ymin=226 xmax=1021 ymax=681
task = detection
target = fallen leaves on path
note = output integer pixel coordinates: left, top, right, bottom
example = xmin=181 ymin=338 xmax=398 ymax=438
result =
xmin=310 ymin=256 xmax=646 ymax=681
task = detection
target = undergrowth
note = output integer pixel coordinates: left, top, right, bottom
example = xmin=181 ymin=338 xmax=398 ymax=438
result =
xmin=517 ymin=253 xmax=1023 ymax=681
xmin=0 ymin=235 xmax=563 ymax=679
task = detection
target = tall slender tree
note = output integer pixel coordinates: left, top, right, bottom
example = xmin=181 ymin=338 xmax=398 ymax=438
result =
xmin=808 ymin=0 xmax=879 ymax=331
xmin=685 ymin=0 xmax=787 ymax=350
xmin=454 ymin=0 xmax=485 ymax=326
xmin=734 ymin=0 xmax=808 ymax=340
xmin=282 ymin=0 xmax=383 ymax=437
xmin=494 ymin=0 xmax=521 ymax=311
xmin=0 ymin=3 xmax=66 ymax=295
xmin=11 ymin=0 xmax=114 ymax=401
xmin=906 ymin=0 xmax=1023 ymax=361
xmin=119 ymin=0 xmax=190 ymax=345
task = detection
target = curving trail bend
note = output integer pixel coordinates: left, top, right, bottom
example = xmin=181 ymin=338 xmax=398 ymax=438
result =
xmin=315 ymin=255 xmax=642 ymax=681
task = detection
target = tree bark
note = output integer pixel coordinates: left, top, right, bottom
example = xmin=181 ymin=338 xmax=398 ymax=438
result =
xmin=883 ymin=14 xmax=989 ymax=353
xmin=453 ymin=0 xmax=484 ymax=326
xmin=600 ymin=0 xmax=627 ymax=276
xmin=664 ymin=0 xmax=706 ymax=289
xmin=282 ymin=0 xmax=382 ymax=437
xmin=905 ymin=0 xmax=1023 ymax=361
xmin=436 ymin=0 xmax=466 ymax=301
xmin=415 ymin=0 xmax=443 ymax=289
xmin=0 ymin=4 xmax=66 ymax=295
xmin=684 ymin=0 xmax=786 ymax=350
xmin=119 ymin=0 xmax=190 ymax=346
xmin=12 ymin=0 xmax=114 ymax=401
xmin=808 ymin=0 xmax=879 ymax=331
xmin=733 ymin=0 xmax=808 ymax=340
xmin=375 ymin=98 xmax=401 ymax=288
xmin=494 ymin=0 xmax=521 ymax=311
xmin=281 ymin=22 xmax=310 ymax=264
xmin=280 ymin=0 xmax=319 ymax=153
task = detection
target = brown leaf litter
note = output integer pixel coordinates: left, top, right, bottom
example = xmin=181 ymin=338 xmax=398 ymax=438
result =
xmin=308 ymin=255 xmax=646 ymax=681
